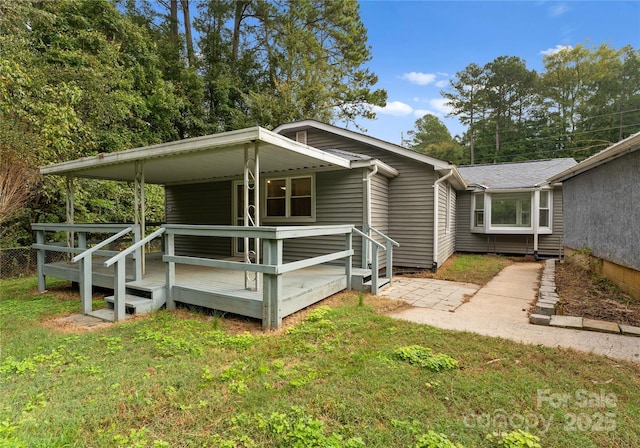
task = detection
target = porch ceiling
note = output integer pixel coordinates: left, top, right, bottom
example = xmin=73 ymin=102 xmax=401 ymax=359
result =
xmin=40 ymin=127 xmax=352 ymax=185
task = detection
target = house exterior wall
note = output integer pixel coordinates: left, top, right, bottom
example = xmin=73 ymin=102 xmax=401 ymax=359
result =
xmin=281 ymin=128 xmax=438 ymax=269
xmin=437 ymin=183 xmax=457 ymax=266
xmin=370 ymin=172 xmax=389 ymax=268
xmin=455 ymin=187 xmax=565 ymax=257
xmin=165 ymin=169 xmax=365 ymax=264
xmin=165 ymin=181 xmax=232 ymax=257
xmin=562 ymin=149 xmax=640 ymax=272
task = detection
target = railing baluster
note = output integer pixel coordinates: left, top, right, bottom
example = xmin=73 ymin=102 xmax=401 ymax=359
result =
xmin=114 ymin=259 xmax=126 ymax=321
xmin=345 ymin=231 xmax=352 ymax=290
xmin=165 ymin=232 xmax=175 ymax=311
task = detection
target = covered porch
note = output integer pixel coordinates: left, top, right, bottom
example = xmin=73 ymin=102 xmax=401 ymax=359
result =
xmin=33 ymin=127 xmax=398 ymax=329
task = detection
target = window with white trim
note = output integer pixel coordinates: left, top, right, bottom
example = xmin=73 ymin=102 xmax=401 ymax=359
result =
xmin=539 ymin=190 xmax=550 ymax=227
xmin=473 ymin=193 xmax=484 ymax=228
xmin=491 ymin=192 xmax=531 ymax=227
xmin=471 ymin=190 xmax=552 ymax=234
xmin=264 ymin=175 xmax=315 ymax=221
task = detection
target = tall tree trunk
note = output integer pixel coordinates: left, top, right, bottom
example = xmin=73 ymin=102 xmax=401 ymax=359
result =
xmin=169 ymin=0 xmax=179 ymax=63
xmin=181 ymin=0 xmax=195 ymax=68
xmin=231 ymin=1 xmax=250 ymax=73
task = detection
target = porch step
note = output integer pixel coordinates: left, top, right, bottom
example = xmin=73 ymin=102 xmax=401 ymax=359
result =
xmin=363 ymin=277 xmax=391 ymax=292
xmin=105 ymin=294 xmax=157 ymax=315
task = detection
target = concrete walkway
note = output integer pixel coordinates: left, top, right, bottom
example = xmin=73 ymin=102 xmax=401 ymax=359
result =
xmin=387 ymin=263 xmax=640 ymax=363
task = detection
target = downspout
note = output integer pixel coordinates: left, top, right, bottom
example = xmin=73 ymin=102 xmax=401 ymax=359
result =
xmin=533 ymin=189 xmax=540 ymax=259
xmin=432 ymin=170 xmax=453 ymax=272
xmin=363 ymin=164 xmax=378 ymax=268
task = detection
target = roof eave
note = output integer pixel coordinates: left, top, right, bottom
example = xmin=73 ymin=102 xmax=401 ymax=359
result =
xmin=273 ymin=119 xmax=453 ymax=170
xmin=548 ymin=132 xmax=640 ymax=182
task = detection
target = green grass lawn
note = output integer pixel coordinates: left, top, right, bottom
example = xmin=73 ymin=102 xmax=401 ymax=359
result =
xmin=410 ymin=253 xmax=512 ymax=285
xmin=1 ymin=276 xmax=639 ymax=447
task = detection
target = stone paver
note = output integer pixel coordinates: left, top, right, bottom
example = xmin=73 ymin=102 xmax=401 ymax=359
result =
xmin=382 ymin=277 xmax=479 ymax=312
xmin=583 ymin=318 xmax=620 ymax=334
xmin=620 ymin=324 xmax=640 ymax=337
xmin=549 ymin=315 xmax=583 ymax=329
xmin=388 ymin=263 xmax=640 ymax=363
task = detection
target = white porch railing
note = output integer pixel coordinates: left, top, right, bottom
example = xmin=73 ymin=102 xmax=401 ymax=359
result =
xmin=103 ymin=227 xmax=166 ymax=321
xmin=32 ymin=223 xmax=140 ymax=319
xmin=32 ymin=223 xmax=399 ymax=328
xmin=163 ymin=224 xmax=355 ymax=329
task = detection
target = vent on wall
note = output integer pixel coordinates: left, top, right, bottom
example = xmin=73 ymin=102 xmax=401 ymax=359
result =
xmin=295 ymin=131 xmax=307 ymax=145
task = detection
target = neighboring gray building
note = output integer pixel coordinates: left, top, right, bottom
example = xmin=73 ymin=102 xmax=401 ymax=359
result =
xmin=456 ymin=158 xmax=577 ymax=257
xmin=549 ymin=132 xmax=640 ymax=298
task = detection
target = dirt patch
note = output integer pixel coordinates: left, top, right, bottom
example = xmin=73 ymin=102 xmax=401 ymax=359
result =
xmin=555 ymin=262 xmax=640 ymax=327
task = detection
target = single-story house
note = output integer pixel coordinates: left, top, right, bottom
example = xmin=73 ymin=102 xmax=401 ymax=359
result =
xmin=32 ymin=120 xmax=466 ymax=326
xmin=455 ymin=158 xmax=577 ymax=258
xmin=32 ymin=119 xmax=583 ymax=326
xmin=549 ymin=132 xmax=640 ymax=298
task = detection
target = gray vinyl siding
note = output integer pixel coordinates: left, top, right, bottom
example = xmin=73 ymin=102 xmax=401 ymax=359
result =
xmin=274 ymin=169 xmax=364 ymax=264
xmin=164 ymin=170 xmax=364 ymax=264
xmin=165 ymin=181 xmax=232 ymax=257
xmin=371 ymin=173 xmax=389 ymax=268
xmin=455 ymin=188 xmax=565 ymax=257
xmin=437 ymin=183 xmax=456 ymax=266
xmin=562 ymin=149 xmax=640 ymax=270
xmin=281 ymin=128 xmax=436 ymax=268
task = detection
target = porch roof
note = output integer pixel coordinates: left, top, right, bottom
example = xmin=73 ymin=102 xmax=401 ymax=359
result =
xmin=40 ymin=127 xmax=356 ymax=185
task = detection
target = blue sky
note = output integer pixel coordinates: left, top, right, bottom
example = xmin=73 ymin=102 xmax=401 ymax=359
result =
xmin=350 ymin=1 xmax=640 ymax=145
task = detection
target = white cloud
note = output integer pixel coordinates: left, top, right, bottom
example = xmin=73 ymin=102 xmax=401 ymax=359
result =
xmin=413 ymin=109 xmax=435 ymax=118
xmin=372 ymin=101 xmax=414 ymax=116
xmin=429 ymin=98 xmax=452 ymax=115
xmin=549 ymin=3 xmax=569 ymax=17
xmin=400 ymin=72 xmax=437 ymax=86
xmin=539 ymin=44 xmax=573 ymax=56
xmin=435 ymin=80 xmax=448 ymax=88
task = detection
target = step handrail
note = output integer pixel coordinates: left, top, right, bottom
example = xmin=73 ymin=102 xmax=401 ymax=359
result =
xmin=71 ymin=226 xmax=134 ymax=263
xmin=352 ymin=227 xmax=385 ymax=249
xmin=370 ymin=227 xmax=400 ymax=248
xmin=104 ymin=226 xmax=166 ymax=268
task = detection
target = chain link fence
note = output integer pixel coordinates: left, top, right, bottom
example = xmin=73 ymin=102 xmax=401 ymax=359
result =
xmin=0 ymin=247 xmax=67 ymax=279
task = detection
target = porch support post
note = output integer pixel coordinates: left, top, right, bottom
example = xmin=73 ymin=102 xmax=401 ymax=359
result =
xmin=36 ymin=230 xmax=46 ymax=291
xmin=345 ymin=230 xmax=352 ymax=290
xmin=66 ymin=175 xmax=75 ymax=254
xmin=165 ymin=232 xmax=175 ymax=310
xmin=113 ymin=260 xmax=126 ymax=322
xmin=134 ymin=161 xmax=146 ymax=275
xmin=262 ymin=238 xmax=282 ymax=329
xmin=244 ymin=142 xmax=260 ymax=291
xmin=77 ymin=231 xmax=92 ymax=314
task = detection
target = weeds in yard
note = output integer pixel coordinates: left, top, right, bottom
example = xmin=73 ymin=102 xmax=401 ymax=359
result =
xmin=1 ymin=276 xmax=639 ymax=447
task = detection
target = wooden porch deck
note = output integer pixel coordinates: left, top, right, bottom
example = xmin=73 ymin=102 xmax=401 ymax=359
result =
xmin=44 ymin=252 xmax=351 ymax=321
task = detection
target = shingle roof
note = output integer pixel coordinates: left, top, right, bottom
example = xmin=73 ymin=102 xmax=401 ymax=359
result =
xmin=457 ymin=158 xmax=577 ymax=189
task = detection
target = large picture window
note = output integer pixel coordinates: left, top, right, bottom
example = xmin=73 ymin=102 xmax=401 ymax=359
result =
xmin=264 ymin=175 xmax=315 ymax=221
xmin=472 ymin=190 xmax=552 ymax=234
xmin=491 ymin=192 xmax=531 ymax=227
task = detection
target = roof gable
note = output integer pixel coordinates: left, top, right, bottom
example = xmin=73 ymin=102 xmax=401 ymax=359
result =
xmin=458 ymin=158 xmax=577 ymax=190
xmin=273 ymin=119 xmax=466 ymax=188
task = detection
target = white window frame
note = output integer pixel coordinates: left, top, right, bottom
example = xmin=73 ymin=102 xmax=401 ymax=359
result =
xmin=262 ymin=174 xmax=316 ymax=223
xmin=470 ymin=189 xmax=553 ymax=234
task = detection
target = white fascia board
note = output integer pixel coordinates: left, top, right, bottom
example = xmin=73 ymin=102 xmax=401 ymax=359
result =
xmin=40 ymin=126 xmax=352 ymax=176
xmin=436 ymin=166 xmax=467 ymax=190
xmin=40 ymin=127 xmax=265 ymax=176
xmin=548 ymin=132 xmax=640 ymax=182
xmin=273 ymin=119 xmax=452 ymax=170
xmin=257 ymin=127 xmax=351 ymax=169
xmin=350 ymin=159 xmax=399 ymax=178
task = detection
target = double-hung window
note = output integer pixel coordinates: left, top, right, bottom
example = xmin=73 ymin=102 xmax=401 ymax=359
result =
xmin=264 ymin=175 xmax=315 ymax=221
xmin=538 ymin=190 xmax=550 ymax=228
